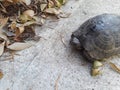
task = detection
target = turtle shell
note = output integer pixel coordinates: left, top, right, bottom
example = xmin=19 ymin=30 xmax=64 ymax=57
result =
xmin=72 ymin=14 xmax=120 ymax=60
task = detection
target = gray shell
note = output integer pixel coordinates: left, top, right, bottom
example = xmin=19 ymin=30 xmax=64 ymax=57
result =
xmin=71 ymin=14 xmax=120 ymax=61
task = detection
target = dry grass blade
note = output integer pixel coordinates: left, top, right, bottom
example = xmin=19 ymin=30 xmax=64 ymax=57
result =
xmin=55 ymin=74 xmax=61 ymax=90
xmin=109 ymin=62 xmax=120 ymax=74
xmin=0 ymin=70 xmax=3 ymax=79
xmin=59 ymin=34 xmax=67 ymax=47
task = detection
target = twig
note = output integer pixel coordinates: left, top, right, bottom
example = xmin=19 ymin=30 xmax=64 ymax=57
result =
xmin=55 ymin=74 xmax=61 ymax=90
xmin=59 ymin=34 xmax=67 ymax=47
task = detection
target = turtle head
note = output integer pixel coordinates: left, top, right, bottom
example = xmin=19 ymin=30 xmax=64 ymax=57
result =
xmin=70 ymin=31 xmax=82 ymax=50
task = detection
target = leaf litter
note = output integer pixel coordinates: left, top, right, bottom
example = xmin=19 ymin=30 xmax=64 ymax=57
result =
xmin=0 ymin=0 xmax=67 ymax=55
xmin=0 ymin=0 xmax=67 ymax=79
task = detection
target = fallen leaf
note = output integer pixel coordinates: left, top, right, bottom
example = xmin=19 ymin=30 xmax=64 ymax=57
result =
xmin=7 ymin=41 xmax=36 ymax=50
xmin=0 ymin=17 xmax=8 ymax=29
xmin=0 ymin=41 xmax=5 ymax=56
xmin=32 ymin=16 xmax=45 ymax=25
xmin=15 ymin=26 xmax=24 ymax=35
xmin=9 ymin=21 xmax=17 ymax=31
xmin=19 ymin=14 xmax=33 ymax=23
xmin=58 ymin=0 xmax=66 ymax=5
xmin=54 ymin=0 xmax=61 ymax=7
xmin=0 ymin=32 xmax=9 ymax=41
xmin=0 ymin=32 xmax=10 ymax=46
xmin=109 ymin=62 xmax=120 ymax=74
xmin=40 ymin=4 xmax=47 ymax=11
xmin=45 ymin=8 xmax=61 ymax=15
xmin=0 ymin=0 xmax=66 ymax=56
xmin=15 ymin=26 xmax=35 ymax=41
xmin=58 ymin=12 xmax=71 ymax=18
xmin=23 ymin=10 xmax=35 ymax=17
xmin=48 ymin=0 xmax=54 ymax=8
xmin=21 ymin=0 xmax=31 ymax=5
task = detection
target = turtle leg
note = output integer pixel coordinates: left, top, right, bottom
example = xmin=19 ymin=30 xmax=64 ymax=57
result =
xmin=91 ymin=60 xmax=103 ymax=76
xmin=83 ymin=50 xmax=103 ymax=76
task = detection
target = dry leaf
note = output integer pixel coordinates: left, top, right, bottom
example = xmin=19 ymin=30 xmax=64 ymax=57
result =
xmin=0 ymin=32 xmax=10 ymax=46
xmin=0 ymin=0 xmax=66 ymax=56
xmin=15 ymin=26 xmax=24 ymax=38
xmin=7 ymin=41 xmax=35 ymax=50
xmin=32 ymin=16 xmax=45 ymax=25
xmin=17 ymin=26 xmax=24 ymax=34
xmin=23 ymin=10 xmax=35 ymax=17
xmin=0 ymin=32 xmax=8 ymax=41
xmin=45 ymin=8 xmax=61 ymax=15
xmin=9 ymin=21 xmax=17 ymax=31
xmin=40 ymin=4 xmax=47 ymax=11
xmin=22 ymin=0 xmax=31 ymax=5
xmin=15 ymin=26 xmax=35 ymax=41
xmin=54 ymin=0 xmax=61 ymax=7
xmin=59 ymin=12 xmax=71 ymax=18
xmin=6 ymin=0 xmax=13 ymax=2
xmin=0 ymin=41 xmax=5 ymax=56
xmin=58 ymin=0 xmax=66 ymax=5
xmin=109 ymin=62 xmax=120 ymax=74
xmin=48 ymin=0 xmax=54 ymax=8
xmin=0 ymin=17 xmax=8 ymax=29
xmin=19 ymin=14 xmax=33 ymax=23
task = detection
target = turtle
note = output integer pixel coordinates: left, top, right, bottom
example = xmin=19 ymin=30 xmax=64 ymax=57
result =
xmin=70 ymin=13 xmax=120 ymax=76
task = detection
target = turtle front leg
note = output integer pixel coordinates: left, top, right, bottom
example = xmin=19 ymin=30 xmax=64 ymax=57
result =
xmin=83 ymin=50 xmax=103 ymax=76
xmin=91 ymin=61 xmax=103 ymax=76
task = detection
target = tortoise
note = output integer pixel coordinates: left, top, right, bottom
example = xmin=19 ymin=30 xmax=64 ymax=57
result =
xmin=70 ymin=14 xmax=120 ymax=62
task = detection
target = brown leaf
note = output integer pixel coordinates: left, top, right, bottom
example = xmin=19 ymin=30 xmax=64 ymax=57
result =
xmin=58 ymin=12 xmax=71 ymax=18
xmin=58 ymin=0 xmax=66 ymax=5
xmin=48 ymin=0 xmax=55 ymax=8
xmin=15 ymin=26 xmax=35 ymax=41
xmin=7 ymin=41 xmax=35 ymax=50
xmin=0 ymin=41 xmax=5 ymax=56
xmin=15 ymin=26 xmax=24 ymax=36
xmin=19 ymin=14 xmax=33 ymax=23
xmin=9 ymin=21 xmax=17 ymax=31
xmin=40 ymin=4 xmax=47 ymax=11
xmin=54 ymin=0 xmax=62 ymax=7
xmin=45 ymin=8 xmax=61 ymax=15
xmin=20 ymin=0 xmax=31 ymax=5
xmin=0 ymin=32 xmax=9 ymax=41
xmin=0 ymin=17 xmax=8 ymax=29
xmin=23 ymin=10 xmax=35 ymax=17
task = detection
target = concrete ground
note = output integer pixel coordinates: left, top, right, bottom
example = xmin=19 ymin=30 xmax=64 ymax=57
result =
xmin=1 ymin=0 xmax=120 ymax=90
